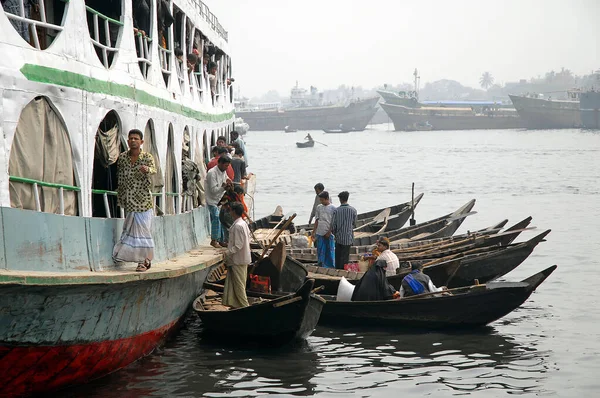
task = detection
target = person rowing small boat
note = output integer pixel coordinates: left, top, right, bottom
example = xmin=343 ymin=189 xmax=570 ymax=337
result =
xmin=305 ymin=133 xmax=314 ymax=142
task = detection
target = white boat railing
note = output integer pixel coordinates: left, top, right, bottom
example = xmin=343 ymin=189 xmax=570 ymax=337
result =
xmin=85 ymin=5 xmax=123 ymax=68
xmin=136 ymin=33 xmax=153 ymax=79
xmin=3 ymin=0 xmax=63 ymax=50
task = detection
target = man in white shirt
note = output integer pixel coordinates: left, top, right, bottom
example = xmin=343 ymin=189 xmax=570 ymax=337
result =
xmin=311 ymin=191 xmax=337 ymax=268
xmin=222 ymin=202 xmax=251 ymax=308
xmin=205 ymin=156 xmax=232 ymax=248
xmin=376 ymin=237 xmax=400 ymax=276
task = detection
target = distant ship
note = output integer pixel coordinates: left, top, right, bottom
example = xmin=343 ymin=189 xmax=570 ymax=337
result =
xmin=379 ymin=69 xmax=522 ymax=130
xmin=236 ymin=83 xmax=379 ymax=131
xmin=381 ymin=103 xmax=524 ymax=131
xmin=580 ymin=91 xmax=600 ymax=129
xmin=508 ymin=91 xmax=581 ymax=129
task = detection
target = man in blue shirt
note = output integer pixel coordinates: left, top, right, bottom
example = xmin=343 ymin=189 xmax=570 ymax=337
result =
xmin=331 ymin=191 xmax=358 ymax=269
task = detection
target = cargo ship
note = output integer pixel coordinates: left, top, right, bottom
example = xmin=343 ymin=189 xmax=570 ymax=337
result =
xmin=0 ymin=0 xmax=234 ymax=395
xmin=380 ymin=103 xmax=524 ymax=131
xmin=508 ymin=92 xmax=581 ymax=129
xmin=236 ymin=83 xmax=380 ymax=131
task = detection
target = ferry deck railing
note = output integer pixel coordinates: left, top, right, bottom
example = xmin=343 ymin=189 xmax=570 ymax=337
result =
xmin=3 ymin=0 xmax=64 ymax=50
xmin=85 ymin=5 xmax=123 ymax=68
xmin=9 ymin=176 xmax=191 ymax=218
xmin=136 ymin=33 xmax=153 ymax=79
xmin=158 ymin=44 xmax=173 ymax=84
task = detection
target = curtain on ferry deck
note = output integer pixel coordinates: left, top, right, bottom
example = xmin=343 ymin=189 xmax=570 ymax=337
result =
xmin=8 ymin=97 xmax=78 ymax=215
xmin=143 ymin=124 xmax=165 ymax=194
xmin=194 ymin=133 xmax=207 ymax=206
xmin=94 ymin=125 xmax=119 ymax=168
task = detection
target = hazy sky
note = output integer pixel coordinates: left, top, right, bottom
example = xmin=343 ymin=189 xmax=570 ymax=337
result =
xmin=207 ymin=0 xmax=599 ymax=97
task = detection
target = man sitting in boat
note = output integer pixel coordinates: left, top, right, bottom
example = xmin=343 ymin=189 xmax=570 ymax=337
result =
xmin=305 ymin=133 xmax=314 ymax=142
xmin=400 ymin=263 xmax=446 ymax=298
xmin=351 ymin=259 xmax=400 ymax=301
xmin=375 ymin=237 xmax=400 ymax=276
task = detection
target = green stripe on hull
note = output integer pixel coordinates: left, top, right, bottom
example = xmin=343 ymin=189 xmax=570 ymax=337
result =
xmin=20 ymin=64 xmax=234 ymax=123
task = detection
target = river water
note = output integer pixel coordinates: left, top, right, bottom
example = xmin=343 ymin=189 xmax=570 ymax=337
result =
xmin=68 ymin=125 xmax=600 ymax=397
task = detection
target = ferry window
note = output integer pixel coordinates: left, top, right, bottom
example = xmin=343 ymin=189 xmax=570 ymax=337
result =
xmin=165 ymin=124 xmax=178 ymax=215
xmin=133 ymin=0 xmax=153 ymax=79
xmin=1 ymin=0 xmax=67 ymax=50
xmin=143 ymin=119 xmax=164 ymax=214
xmin=91 ymin=110 xmax=124 ymax=218
xmin=8 ymin=96 xmax=78 ymax=215
xmin=84 ymin=0 xmax=123 ymax=68
xmin=157 ymin=0 xmax=174 ymax=88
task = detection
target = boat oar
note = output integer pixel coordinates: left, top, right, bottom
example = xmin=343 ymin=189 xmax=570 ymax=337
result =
xmin=260 ymin=213 xmax=297 ymax=259
xmin=313 ymin=140 xmax=328 ymax=147
xmin=400 ymin=282 xmax=486 ymax=301
xmin=263 ymin=211 xmax=296 ymax=242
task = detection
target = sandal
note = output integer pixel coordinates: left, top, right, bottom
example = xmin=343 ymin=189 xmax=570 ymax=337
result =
xmin=136 ymin=263 xmax=148 ymax=272
xmin=136 ymin=259 xmax=151 ymax=272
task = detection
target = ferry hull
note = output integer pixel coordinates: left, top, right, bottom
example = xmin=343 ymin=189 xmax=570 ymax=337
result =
xmin=580 ymin=91 xmax=600 ymax=129
xmin=380 ymin=103 xmax=524 ymax=131
xmin=509 ymin=94 xmax=581 ymax=129
xmin=0 ymin=267 xmax=214 ymax=396
xmin=236 ymin=97 xmax=379 ymax=131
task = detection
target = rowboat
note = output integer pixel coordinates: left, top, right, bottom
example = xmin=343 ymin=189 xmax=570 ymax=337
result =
xmin=204 ymin=264 xmax=558 ymax=330
xmin=304 ymin=228 xmax=549 ymax=294
xmin=295 ymin=193 xmax=425 ymax=233
xmin=303 ymin=258 xmax=463 ymax=296
xmin=296 ymin=141 xmax=315 ymax=148
xmin=193 ymin=279 xmax=324 ymax=345
xmin=288 ymin=218 xmax=520 ymax=263
xmin=316 ymin=265 xmax=557 ymax=329
xmin=290 ymin=199 xmax=477 ymax=261
xmin=353 ymin=199 xmax=477 ymax=246
xmin=323 ymin=128 xmax=354 ymax=133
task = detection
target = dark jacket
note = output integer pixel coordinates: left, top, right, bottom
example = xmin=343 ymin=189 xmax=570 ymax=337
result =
xmin=351 ymin=260 xmax=396 ymax=301
xmin=401 ymin=270 xmax=433 ymax=297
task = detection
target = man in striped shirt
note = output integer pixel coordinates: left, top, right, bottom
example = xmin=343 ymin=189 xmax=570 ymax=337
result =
xmin=331 ymin=191 xmax=358 ymax=270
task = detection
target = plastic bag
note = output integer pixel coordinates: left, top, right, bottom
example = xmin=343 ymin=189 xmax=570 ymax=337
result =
xmin=336 ymin=276 xmax=355 ymax=302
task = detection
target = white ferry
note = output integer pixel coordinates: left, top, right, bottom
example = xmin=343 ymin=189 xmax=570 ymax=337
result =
xmin=0 ymin=0 xmax=235 ymax=394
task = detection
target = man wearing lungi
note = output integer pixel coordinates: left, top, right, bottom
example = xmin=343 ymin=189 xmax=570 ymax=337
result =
xmin=113 ymin=129 xmax=157 ymax=272
xmin=222 ymin=202 xmax=250 ymax=308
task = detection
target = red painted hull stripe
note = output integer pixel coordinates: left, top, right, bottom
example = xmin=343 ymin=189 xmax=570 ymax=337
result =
xmin=0 ymin=319 xmax=178 ymax=397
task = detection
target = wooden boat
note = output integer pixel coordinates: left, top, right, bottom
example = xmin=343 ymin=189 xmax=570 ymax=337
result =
xmin=316 ymin=265 xmax=557 ymax=329
xmin=204 ymin=264 xmax=558 ymax=330
xmin=296 ymin=140 xmax=315 ymax=148
xmin=193 ymin=278 xmax=324 ymax=345
xmin=290 ymin=199 xmax=477 ymax=261
xmin=403 ymin=229 xmax=551 ymax=289
xmin=322 ymin=128 xmax=355 ymax=133
xmin=295 ymin=193 xmax=425 ymax=233
xmin=354 ymin=199 xmax=476 ymax=246
xmin=304 ymin=258 xmax=463 ymax=296
xmin=304 ymin=228 xmax=549 ymax=294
